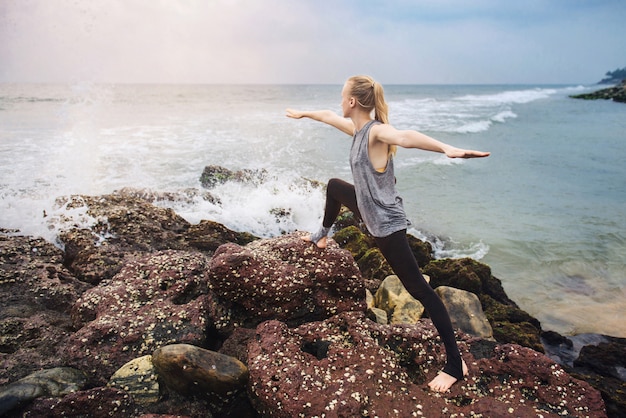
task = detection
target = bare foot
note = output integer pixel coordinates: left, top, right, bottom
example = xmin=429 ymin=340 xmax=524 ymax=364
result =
xmin=301 ymin=234 xmax=327 ymax=249
xmin=427 ymin=360 xmax=468 ymax=393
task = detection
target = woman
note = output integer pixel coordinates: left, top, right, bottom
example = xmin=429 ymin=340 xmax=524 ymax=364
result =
xmin=286 ymin=75 xmax=490 ymax=392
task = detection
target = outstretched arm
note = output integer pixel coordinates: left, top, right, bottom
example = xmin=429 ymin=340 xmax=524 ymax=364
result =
xmin=372 ymin=124 xmax=490 ymax=158
xmin=286 ymin=109 xmax=354 ymax=136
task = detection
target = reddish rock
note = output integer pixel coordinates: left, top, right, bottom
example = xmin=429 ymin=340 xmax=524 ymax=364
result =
xmin=62 ymin=250 xmax=211 ymax=384
xmin=247 ymin=311 xmax=606 ymax=417
xmin=207 ymin=234 xmax=365 ymax=334
xmin=58 ymin=189 xmax=255 ymax=284
xmin=0 ymin=235 xmax=90 ymax=385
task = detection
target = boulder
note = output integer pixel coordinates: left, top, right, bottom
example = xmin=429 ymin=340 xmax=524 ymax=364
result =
xmin=206 ymin=233 xmax=366 ymax=334
xmin=423 ymin=258 xmax=543 ymax=351
xmin=435 ymin=286 xmax=494 ymax=340
xmin=247 ymin=311 xmax=606 ymax=417
xmin=185 ymin=220 xmax=257 ymax=252
xmin=58 ymin=190 xmax=255 ymax=284
xmin=63 ymin=250 xmax=211 ymax=384
xmin=0 ymin=367 xmax=88 ymax=416
xmin=199 ymin=165 xmax=268 ymax=189
xmin=152 ymin=344 xmax=248 ymax=398
xmin=58 ymin=192 xmax=191 ymax=284
xmin=108 ymin=355 xmax=160 ymax=406
xmin=374 ymin=275 xmax=425 ymax=325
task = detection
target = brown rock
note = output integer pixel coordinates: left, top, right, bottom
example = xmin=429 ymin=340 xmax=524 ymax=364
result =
xmin=58 ymin=189 xmax=254 ymax=284
xmin=206 ymin=233 xmax=365 ymax=334
xmin=152 ymin=344 xmax=248 ymax=398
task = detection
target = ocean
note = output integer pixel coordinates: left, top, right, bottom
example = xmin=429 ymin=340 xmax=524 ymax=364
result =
xmin=1 ymin=82 xmax=624 ymax=338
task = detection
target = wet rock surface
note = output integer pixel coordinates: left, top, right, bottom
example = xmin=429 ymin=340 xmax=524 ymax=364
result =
xmin=0 ymin=190 xmax=619 ymax=417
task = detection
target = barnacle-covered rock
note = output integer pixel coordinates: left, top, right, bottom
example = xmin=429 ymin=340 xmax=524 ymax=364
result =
xmin=62 ymin=250 xmax=211 ymax=385
xmin=58 ymin=189 xmax=253 ymax=284
xmin=206 ymin=233 xmax=366 ymax=334
xmin=0 ymin=235 xmax=90 ymax=386
xmin=108 ymin=355 xmax=159 ymax=406
xmin=248 ymin=311 xmax=606 ymax=417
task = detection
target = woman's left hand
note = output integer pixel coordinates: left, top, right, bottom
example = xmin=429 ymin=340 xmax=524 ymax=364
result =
xmin=445 ymin=147 xmax=490 ymax=158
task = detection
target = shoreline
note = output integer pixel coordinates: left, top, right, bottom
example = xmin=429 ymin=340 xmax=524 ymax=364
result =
xmin=1 ymin=186 xmax=624 ymax=416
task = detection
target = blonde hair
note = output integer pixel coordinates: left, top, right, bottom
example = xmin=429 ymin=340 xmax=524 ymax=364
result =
xmin=347 ymin=75 xmax=396 ymax=156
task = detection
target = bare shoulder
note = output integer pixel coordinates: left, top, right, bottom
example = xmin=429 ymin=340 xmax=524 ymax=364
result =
xmin=369 ymin=123 xmax=402 ymax=145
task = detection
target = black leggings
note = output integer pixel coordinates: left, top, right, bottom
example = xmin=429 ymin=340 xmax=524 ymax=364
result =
xmin=323 ymin=178 xmax=463 ymax=380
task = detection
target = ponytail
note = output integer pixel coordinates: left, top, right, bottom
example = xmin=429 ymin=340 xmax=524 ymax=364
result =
xmin=347 ymin=75 xmax=396 ymax=156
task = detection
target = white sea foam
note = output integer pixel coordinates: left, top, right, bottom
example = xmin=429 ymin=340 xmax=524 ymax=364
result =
xmin=408 ymin=228 xmax=489 ymax=261
xmin=390 ymin=87 xmax=550 ymax=134
xmin=491 ymin=110 xmax=517 ymax=123
xmin=456 ymin=88 xmax=557 ymax=105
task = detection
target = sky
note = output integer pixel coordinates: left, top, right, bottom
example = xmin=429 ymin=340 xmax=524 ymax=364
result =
xmin=1 ymin=0 xmax=625 ymax=85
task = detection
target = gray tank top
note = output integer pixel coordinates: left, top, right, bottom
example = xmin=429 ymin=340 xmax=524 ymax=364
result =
xmin=350 ymin=120 xmax=409 ymax=237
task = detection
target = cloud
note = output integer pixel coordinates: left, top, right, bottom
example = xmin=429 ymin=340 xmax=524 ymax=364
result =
xmin=1 ymin=0 xmax=625 ymax=84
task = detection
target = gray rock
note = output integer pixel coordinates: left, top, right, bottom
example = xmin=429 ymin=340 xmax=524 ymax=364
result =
xmin=436 ymin=285 xmax=494 ymax=339
xmin=0 ymin=367 xmax=87 ymax=415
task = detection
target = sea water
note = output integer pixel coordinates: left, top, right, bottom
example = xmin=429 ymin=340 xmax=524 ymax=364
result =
xmin=1 ymin=82 xmax=624 ymax=338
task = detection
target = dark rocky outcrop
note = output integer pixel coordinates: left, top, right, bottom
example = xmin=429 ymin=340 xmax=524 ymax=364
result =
xmin=0 ymin=190 xmax=620 ymax=417
xmin=570 ymin=80 xmax=626 ymax=103
xmin=200 ymin=165 xmax=269 ymax=189
xmin=543 ymin=333 xmax=626 ymax=417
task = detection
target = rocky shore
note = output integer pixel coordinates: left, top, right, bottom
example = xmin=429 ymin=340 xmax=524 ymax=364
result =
xmin=1 ymin=170 xmax=624 ymax=417
xmin=570 ymin=80 xmax=626 ymax=103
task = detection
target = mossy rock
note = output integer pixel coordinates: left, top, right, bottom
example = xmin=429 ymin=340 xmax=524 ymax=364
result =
xmin=406 ymin=234 xmax=432 ymax=267
xmin=422 ymin=258 xmax=488 ymax=295
xmin=491 ymin=321 xmax=544 ymax=353
xmin=480 ymin=294 xmax=543 ymax=352
xmin=333 ymin=208 xmax=365 ymax=232
xmin=357 ymin=248 xmax=393 ymax=291
xmin=333 ymin=225 xmax=374 ymax=261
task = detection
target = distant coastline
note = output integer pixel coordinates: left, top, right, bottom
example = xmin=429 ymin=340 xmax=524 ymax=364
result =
xmin=570 ymin=79 xmax=626 ymax=103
